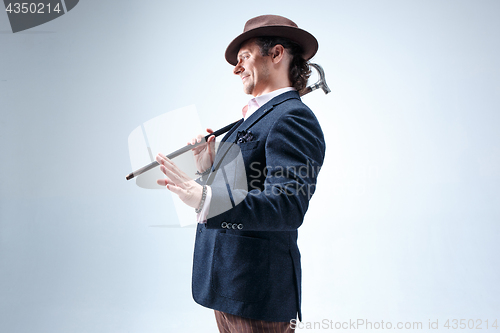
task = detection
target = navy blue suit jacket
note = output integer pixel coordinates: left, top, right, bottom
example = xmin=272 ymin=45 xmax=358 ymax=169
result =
xmin=192 ymin=90 xmax=325 ymax=322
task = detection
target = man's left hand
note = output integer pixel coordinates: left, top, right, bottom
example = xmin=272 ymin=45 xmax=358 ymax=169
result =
xmin=156 ymin=153 xmax=203 ymax=209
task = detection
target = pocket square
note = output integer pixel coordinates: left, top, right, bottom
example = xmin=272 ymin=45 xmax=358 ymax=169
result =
xmin=236 ymin=130 xmax=254 ymax=144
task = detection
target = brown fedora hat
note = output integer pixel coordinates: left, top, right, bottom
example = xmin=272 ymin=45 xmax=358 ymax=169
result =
xmin=225 ymin=15 xmax=318 ymax=66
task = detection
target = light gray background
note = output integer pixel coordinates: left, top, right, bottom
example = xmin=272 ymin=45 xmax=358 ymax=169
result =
xmin=1 ymin=0 xmax=499 ymax=332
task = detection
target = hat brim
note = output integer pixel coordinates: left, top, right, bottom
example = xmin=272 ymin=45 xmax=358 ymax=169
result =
xmin=225 ymin=25 xmax=318 ymax=66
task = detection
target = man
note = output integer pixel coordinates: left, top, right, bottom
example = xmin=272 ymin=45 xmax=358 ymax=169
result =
xmin=156 ymin=15 xmax=325 ymax=333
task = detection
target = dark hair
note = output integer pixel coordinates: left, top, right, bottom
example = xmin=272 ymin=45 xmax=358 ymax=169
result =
xmin=254 ymin=36 xmax=311 ymax=91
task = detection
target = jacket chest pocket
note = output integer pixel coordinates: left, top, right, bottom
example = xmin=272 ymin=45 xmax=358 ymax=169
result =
xmin=238 ymin=140 xmax=262 ymax=170
xmin=238 ymin=140 xmax=259 ymax=151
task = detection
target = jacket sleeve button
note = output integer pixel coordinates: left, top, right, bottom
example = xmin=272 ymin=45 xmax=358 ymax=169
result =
xmin=227 ymin=223 xmax=232 ymax=229
xmin=237 ymin=224 xmax=243 ymax=230
xmin=221 ymin=222 xmax=227 ymax=228
xmin=232 ymin=223 xmax=238 ymax=229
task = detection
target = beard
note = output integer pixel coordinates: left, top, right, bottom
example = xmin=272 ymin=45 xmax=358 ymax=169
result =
xmin=243 ymin=79 xmax=255 ymax=95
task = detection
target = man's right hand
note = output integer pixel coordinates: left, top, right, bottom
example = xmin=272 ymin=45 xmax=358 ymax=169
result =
xmin=189 ymin=128 xmax=216 ymax=174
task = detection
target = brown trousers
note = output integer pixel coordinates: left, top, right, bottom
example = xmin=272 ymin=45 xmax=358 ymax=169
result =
xmin=214 ymin=310 xmax=295 ymax=333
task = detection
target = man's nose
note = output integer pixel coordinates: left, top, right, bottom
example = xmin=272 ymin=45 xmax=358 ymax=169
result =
xmin=233 ymin=62 xmax=244 ymax=75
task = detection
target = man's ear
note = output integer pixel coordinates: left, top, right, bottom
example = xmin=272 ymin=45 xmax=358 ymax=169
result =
xmin=271 ymin=44 xmax=285 ymax=64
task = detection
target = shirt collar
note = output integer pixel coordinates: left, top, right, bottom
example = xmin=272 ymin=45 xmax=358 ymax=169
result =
xmin=244 ymin=87 xmax=296 ymax=120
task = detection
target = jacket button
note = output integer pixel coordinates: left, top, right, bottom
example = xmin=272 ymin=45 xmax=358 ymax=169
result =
xmin=221 ymin=222 xmax=227 ymax=228
xmin=227 ymin=223 xmax=232 ymax=229
xmin=232 ymin=223 xmax=237 ymax=229
xmin=237 ymin=224 xmax=243 ymax=230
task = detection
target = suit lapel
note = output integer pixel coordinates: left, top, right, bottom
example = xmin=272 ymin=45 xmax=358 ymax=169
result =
xmin=220 ymin=118 xmax=244 ymax=143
